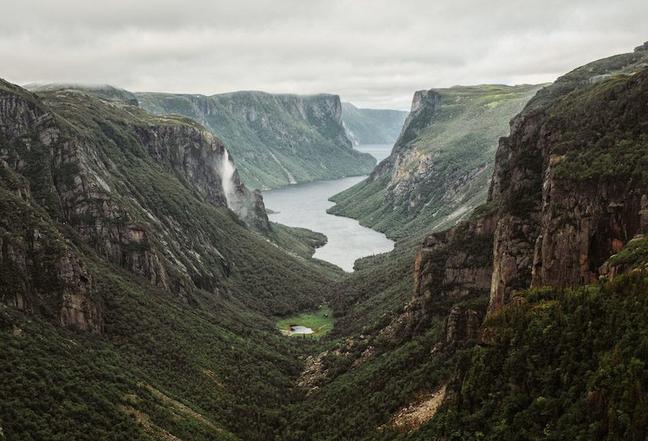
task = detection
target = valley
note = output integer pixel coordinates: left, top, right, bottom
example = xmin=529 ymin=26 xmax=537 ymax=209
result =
xmin=1 ymin=8 xmax=648 ymax=440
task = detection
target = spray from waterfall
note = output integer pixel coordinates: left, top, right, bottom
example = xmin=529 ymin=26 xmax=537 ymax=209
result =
xmin=220 ymin=148 xmax=236 ymax=208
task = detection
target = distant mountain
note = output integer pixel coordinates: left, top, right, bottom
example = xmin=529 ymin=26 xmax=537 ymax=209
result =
xmin=330 ymin=84 xmax=543 ymax=239
xmin=341 ymin=102 xmax=408 ymax=145
xmin=27 ymin=83 xmax=140 ymax=106
xmin=137 ymin=91 xmax=376 ymax=189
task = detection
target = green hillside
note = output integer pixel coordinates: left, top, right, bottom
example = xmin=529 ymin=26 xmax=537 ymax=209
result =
xmin=137 ymin=91 xmax=376 ymax=190
xmin=330 ymin=84 xmax=542 ymax=239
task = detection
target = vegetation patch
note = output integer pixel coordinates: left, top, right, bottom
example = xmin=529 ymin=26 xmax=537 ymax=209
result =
xmin=277 ymin=306 xmax=334 ymax=338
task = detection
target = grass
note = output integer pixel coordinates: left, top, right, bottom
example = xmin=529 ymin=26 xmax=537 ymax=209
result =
xmin=276 ymin=305 xmax=334 ymax=338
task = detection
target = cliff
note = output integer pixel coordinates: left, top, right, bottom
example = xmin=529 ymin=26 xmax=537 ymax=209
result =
xmin=287 ymin=43 xmax=648 ymax=441
xmin=341 ymin=102 xmax=408 ymax=145
xmin=137 ymin=91 xmax=376 ymax=189
xmin=487 ymin=44 xmax=648 ymax=315
xmin=329 ymin=84 xmax=542 ymax=239
xmin=387 ymin=44 xmax=648 ymax=440
xmin=0 ymin=78 xmax=340 ymax=441
xmin=0 ymin=79 xmax=276 ymax=328
xmin=0 ymin=174 xmax=101 ymax=333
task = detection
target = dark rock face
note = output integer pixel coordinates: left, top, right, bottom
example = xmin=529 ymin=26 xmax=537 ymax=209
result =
xmin=0 ymin=81 xmax=171 ymax=294
xmin=444 ymin=306 xmax=481 ymax=345
xmin=0 ymin=180 xmax=102 ymax=333
xmin=532 ymin=181 xmax=646 ymax=288
xmin=0 ymin=79 xmax=270 ymax=330
xmin=383 ymin=214 xmax=496 ymax=341
xmin=135 ymin=124 xmax=230 ymax=207
xmin=393 ymin=44 xmax=648 ymax=341
xmin=487 ymin=47 xmax=648 ymax=316
xmin=135 ymin=122 xmax=270 ymax=231
xmin=57 ymin=249 xmax=102 ymax=332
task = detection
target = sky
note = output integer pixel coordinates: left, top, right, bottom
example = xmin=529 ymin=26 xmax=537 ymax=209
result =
xmin=1 ymin=0 xmax=646 ymax=109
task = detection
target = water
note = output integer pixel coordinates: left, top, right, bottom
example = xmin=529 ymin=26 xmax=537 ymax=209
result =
xmin=354 ymin=143 xmax=394 ymax=162
xmin=263 ymin=174 xmax=394 ymax=272
xmin=289 ymin=325 xmax=314 ymax=335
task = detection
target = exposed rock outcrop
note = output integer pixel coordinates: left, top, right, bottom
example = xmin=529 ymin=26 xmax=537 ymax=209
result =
xmin=383 ymin=214 xmax=496 ymax=341
xmin=0 ymin=182 xmax=102 ymax=333
xmin=0 ymin=78 xmax=272 ymax=329
xmin=444 ymin=306 xmax=481 ymax=345
xmin=487 ymin=46 xmax=648 ymax=316
xmin=57 ymin=249 xmax=102 ymax=332
xmin=329 ymin=84 xmax=541 ymax=239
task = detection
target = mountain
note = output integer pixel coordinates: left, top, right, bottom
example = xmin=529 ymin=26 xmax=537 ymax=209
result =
xmin=286 ymin=42 xmax=648 ymax=441
xmin=0 ymin=78 xmax=340 ymax=440
xmin=420 ymin=39 xmax=648 ymax=441
xmin=136 ymin=91 xmax=376 ymax=189
xmin=3 ymin=42 xmax=648 ymax=441
xmin=341 ymin=102 xmax=408 ymax=145
xmin=329 ymin=84 xmax=543 ymax=239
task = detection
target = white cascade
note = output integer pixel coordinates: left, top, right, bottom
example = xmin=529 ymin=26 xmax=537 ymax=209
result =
xmin=220 ymin=149 xmax=236 ymax=207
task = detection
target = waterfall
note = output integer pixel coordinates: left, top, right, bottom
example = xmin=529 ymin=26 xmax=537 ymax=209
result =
xmin=220 ymin=148 xmax=236 ymax=207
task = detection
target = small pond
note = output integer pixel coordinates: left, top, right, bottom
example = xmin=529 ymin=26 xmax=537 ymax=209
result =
xmin=289 ymin=325 xmax=314 ymax=335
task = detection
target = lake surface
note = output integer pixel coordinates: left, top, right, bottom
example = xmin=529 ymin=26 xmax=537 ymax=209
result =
xmin=263 ymin=145 xmax=395 ymax=271
xmin=289 ymin=325 xmax=314 ymax=335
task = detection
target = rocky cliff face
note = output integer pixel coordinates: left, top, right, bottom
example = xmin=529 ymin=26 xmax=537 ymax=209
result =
xmin=137 ymin=91 xmax=376 ymax=189
xmin=383 ymin=213 xmax=496 ymax=342
xmin=384 ymin=44 xmax=648 ymax=343
xmin=0 ymin=79 xmax=271 ymax=330
xmin=0 ymin=161 xmax=102 ymax=332
xmin=132 ymin=121 xmax=270 ymax=231
xmin=329 ymin=84 xmax=542 ymax=239
xmin=487 ymin=44 xmax=648 ymax=315
xmin=1 ymin=81 xmax=347 ymax=441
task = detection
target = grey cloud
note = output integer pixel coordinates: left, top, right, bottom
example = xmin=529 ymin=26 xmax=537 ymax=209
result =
xmin=1 ymin=0 xmax=646 ymax=108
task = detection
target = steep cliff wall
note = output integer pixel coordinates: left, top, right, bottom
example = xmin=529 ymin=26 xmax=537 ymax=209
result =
xmin=383 ymin=213 xmax=497 ymax=343
xmin=487 ymin=44 xmax=648 ymax=315
xmin=330 ymin=84 xmax=541 ymax=239
xmin=1 ymin=78 xmax=344 ymax=441
xmin=137 ymin=91 xmax=376 ymax=189
xmin=0 ymin=79 xmax=276 ymax=328
xmin=0 ymin=170 xmax=101 ymax=333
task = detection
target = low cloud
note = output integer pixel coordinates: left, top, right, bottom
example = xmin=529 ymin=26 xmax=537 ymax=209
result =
xmin=2 ymin=0 xmax=646 ymax=109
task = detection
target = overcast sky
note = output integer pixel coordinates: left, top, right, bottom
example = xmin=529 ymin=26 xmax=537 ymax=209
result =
xmin=1 ymin=0 xmax=646 ymax=109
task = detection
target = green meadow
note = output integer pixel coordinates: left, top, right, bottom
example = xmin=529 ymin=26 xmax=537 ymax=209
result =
xmin=276 ymin=305 xmax=334 ymax=338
